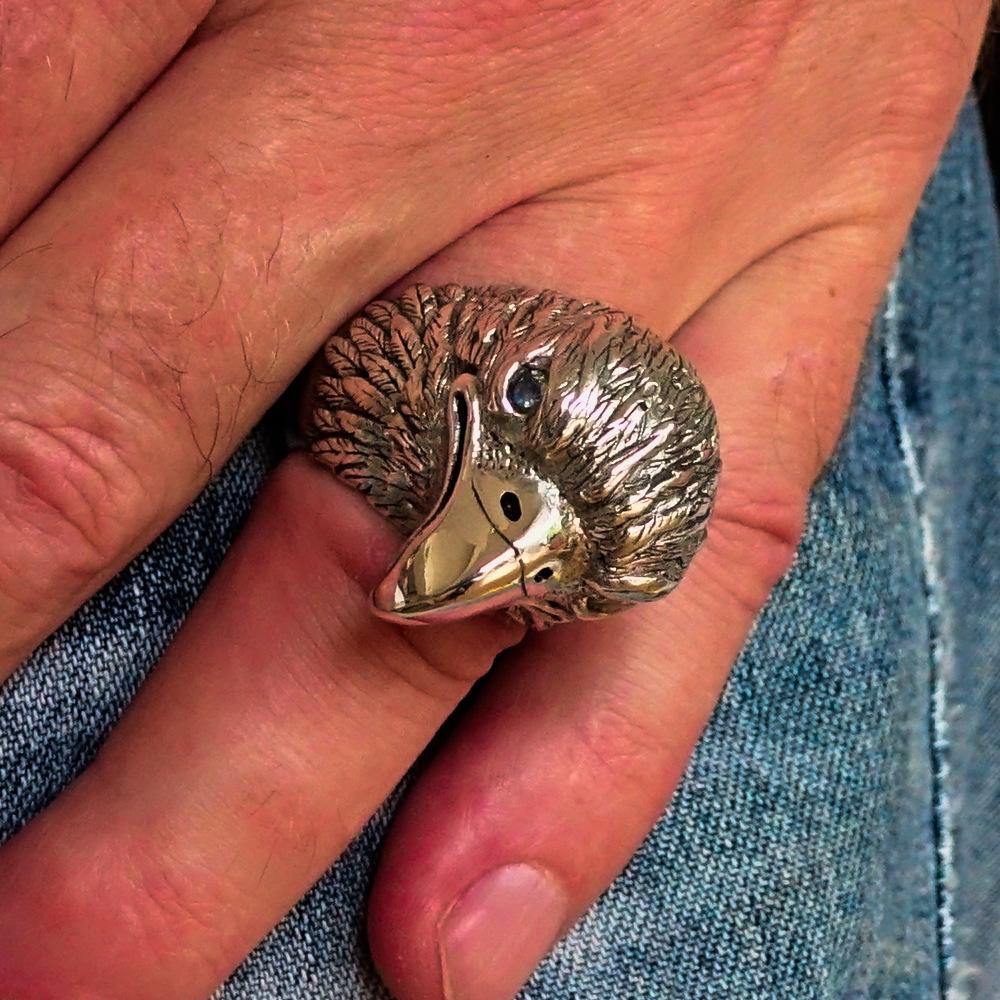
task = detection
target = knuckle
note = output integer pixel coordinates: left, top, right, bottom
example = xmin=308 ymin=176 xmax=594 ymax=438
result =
xmin=117 ymin=839 xmax=232 ymax=979
xmin=669 ymin=0 xmax=804 ymax=115
xmin=573 ymin=689 xmax=668 ymax=786
xmin=829 ymin=17 xmax=980 ymax=200
xmin=860 ymin=52 xmax=969 ymax=165
xmin=702 ymin=478 xmax=806 ymax=619
xmin=0 ymin=366 xmax=148 ymax=579
xmin=0 ymin=824 xmax=230 ymax=993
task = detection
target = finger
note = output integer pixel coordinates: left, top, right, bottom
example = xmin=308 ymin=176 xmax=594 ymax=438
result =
xmin=360 ymin=1 xmax=992 ymax=979
xmin=0 ymin=0 xmax=721 ymax=675
xmin=0 ymin=0 xmax=213 ymax=238
xmin=365 ymin=225 xmax=910 ymax=1000
xmin=0 ymin=236 xmax=870 ymax=996
xmin=0 ymin=9 xmax=981 ymax=1000
xmin=0 ymin=453 xmax=522 ymax=997
xmin=0 ymin=0 xmax=942 ymax=674
xmin=0 ymin=9 xmax=515 ymax=673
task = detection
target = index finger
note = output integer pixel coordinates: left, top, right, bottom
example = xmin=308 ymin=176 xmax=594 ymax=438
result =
xmin=0 ymin=7 xmax=527 ymax=674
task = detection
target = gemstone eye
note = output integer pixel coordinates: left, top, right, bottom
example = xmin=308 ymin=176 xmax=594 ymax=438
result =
xmin=506 ymin=365 xmax=545 ymax=415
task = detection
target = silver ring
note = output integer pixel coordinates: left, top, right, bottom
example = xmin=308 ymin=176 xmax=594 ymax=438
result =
xmin=304 ymin=285 xmax=720 ymax=628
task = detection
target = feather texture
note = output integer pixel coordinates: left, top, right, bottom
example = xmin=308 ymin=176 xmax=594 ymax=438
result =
xmin=304 ymin=285 xmax=720 ymax=626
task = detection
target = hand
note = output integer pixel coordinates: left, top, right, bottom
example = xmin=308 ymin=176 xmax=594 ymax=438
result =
xmin=0 ymin=2 xmax=988 ymax=997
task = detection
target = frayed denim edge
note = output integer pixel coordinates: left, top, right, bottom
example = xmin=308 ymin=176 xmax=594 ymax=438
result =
xmin=882 ymin=273 xmax=956 ymax=999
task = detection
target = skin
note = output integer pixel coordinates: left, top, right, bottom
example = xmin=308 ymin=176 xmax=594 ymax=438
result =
xmin=0 ymin=1 xmax=990 ymax=997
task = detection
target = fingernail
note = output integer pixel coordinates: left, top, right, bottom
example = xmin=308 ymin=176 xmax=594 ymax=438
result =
xmin=439 ymin=863 xmax=568 ymax=1000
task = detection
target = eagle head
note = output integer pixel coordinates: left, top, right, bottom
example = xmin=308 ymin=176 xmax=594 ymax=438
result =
xmin=306 ymin=285 xmax=720 ymax=628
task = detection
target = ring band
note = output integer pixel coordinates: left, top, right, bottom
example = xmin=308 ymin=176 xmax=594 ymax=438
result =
xmin=304 ymin=284 xmax=720 ymax=628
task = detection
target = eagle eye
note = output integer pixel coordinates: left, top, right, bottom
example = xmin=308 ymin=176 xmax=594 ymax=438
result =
xmin=506 ymin=364 xmax=545 ymax=416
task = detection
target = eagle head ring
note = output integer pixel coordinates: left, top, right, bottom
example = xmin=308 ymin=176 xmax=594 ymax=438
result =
xmin=302 ymin=285 xmax=720 ymax=629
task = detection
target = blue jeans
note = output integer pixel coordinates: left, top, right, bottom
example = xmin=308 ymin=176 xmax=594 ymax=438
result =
xmin=2 ymin=99 xmax=998 ymax=999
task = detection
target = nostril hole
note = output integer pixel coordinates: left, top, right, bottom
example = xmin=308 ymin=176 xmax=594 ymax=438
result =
xmin=533 ymin=567 xmax=554 ymax=583
xmin=500 ymin=491 xmax=522 ymax=522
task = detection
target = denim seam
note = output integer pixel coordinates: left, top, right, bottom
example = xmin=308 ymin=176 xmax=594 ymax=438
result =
xmin=881 ymin=273 xmax=956 ymax=999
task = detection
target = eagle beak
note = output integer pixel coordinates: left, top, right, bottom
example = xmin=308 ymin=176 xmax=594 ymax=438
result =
xmin=373 ymin=374 xmax=576 ymax=624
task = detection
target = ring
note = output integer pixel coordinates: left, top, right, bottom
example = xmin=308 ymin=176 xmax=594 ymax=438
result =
xmin=303 ymin=285 xmax=720 ymax=628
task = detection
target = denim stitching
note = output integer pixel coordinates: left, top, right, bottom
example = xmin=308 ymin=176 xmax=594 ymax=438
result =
xmin=882 ymin=273 xmax=956 ymax=999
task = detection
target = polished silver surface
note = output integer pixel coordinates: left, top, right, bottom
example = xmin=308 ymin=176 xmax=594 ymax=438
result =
xmin=304 ymin=285 xmax=720 ymax=628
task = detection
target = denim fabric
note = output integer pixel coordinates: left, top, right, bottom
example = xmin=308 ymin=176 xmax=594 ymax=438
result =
xmin=1 ymin=99 xmax=998 ymax=999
